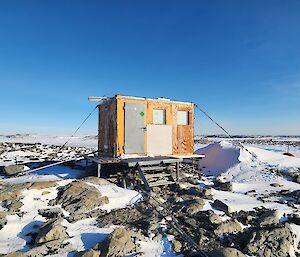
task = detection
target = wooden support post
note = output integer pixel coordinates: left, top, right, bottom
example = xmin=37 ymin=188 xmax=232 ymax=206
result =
xmin=176 ymin=161 xmax=180 ymax=182
xmin=192 ymin=158 xmax=195 ymax=173
xmin=97 ymin=163 xmax=101 ymax=178
xmin=136 ymin=163 xmax=151 ymax=192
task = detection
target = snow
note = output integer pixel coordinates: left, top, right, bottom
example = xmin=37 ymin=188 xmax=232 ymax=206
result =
xmin=1 ymin=136 xmax=300 ymax=256
xmin=196 ymin=140 xmax=300 ymax=183
xmin=0 ymin=184 xmax=59 ymax=254
xmin=62 ymin=218 xmax=114 ymax=251
xmin=87 ymin=183 xmax=142 ymax=212
xmin=0 ymin=134 xmax=97 ymax=149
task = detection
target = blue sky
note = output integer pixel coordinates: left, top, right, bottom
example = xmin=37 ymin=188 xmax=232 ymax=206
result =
xmin=0 ymin=1 xmax=300 ymax=135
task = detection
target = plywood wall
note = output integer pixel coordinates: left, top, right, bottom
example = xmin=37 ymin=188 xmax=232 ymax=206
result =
xmin=98 ymin=95 xmax=194 ymax=157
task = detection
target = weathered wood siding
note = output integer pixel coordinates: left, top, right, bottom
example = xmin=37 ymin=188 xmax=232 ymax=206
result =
xmin=98 ymin=98 xmax=117 ymax=156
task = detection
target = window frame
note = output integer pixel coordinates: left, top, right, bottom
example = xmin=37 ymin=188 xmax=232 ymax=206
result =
xmin=152 ymin=109 xmax=167 ymax=125
xmin=177 ymin=110 xmax=189 ymax=125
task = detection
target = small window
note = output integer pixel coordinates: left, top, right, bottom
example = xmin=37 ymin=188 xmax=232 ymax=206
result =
xmin=153 ymin=109 xmax=166 ymax=124
xmin=177 ymin=110 xmax=189 ymax=125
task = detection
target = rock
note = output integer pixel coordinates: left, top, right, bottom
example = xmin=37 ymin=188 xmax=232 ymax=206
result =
xmin=294 ymin=175 xmax=300 ymax=184
xmin=26 ymin=239 xmax=73 ymax=256
xmin=0 ymin=164 xmax=24 ymax=176
xmin=211 ymin=199 xmax=232 ymax=215
xmin=172 ymin=239 xmax=182 ymax=253
xmin=38 ymin=208 xmax=64 ymax=219
xmin=202 ymin=187 xmax=213 ymax=199
xmin=288 ymin=213 xmax=300 ymax=225
xmin=51 ymin=181 xmax=108 ymax=217
xmin=270 ymin=183 xmax=282 ymax=187
xmin=76 ymin=249 xmax=101 ymax=257
xmin=5 ymin=199 xmax=23 ymax=213
xmin=3 ymin=253 xmax=25 ymax=257
xmin=0 ymin=211 xmax=6 ymax=230
xmin=98 ymin=196 xmax=109 ymax=205
xmin=0 ymin=187 xmax=21 ymax=202
xmin=209 ymin=247 xmax=246 ymax=257
xmin=257 ymin=210 xmax=279 ymax=227
xmin=35 ymin=218 xmax=69 ymax=244
xmin=29 ymin=181 xmax=57 ymax=190
xmin=209 ymin=213 xmax=222 ymax=225
xmin=98 ymin=228 xmax=135 ymax=256
xmin=187 ymin=198 xmax=205 ymax=215
xmin=214 ymin=219 xmax=243 ymax=235
xmin=245 ymin=223 xmax=294 ymax=257
xmin=83 ymin=176 xmax=111 ymax=186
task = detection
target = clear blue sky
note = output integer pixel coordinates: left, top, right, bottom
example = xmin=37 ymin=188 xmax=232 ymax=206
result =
xmin=0 ymin=1 xmax=300 ymax=135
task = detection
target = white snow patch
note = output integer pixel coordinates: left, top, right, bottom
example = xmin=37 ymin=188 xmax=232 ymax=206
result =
xmin=87 ymin=183 xmax=142 ymax=212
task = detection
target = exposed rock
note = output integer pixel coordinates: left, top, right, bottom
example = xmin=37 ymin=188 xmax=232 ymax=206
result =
xmin=209 ymin=247 xmax=246 ymax=257
xmin=172 ymin=240 xmax=182 ymax=253
xmin=294 ymin=175 xmax=300 ymax=184
xmin=245 ymin=223 xmax=294 ymax=257
xmin=75 ymin=249 xmax=101 ymax=257
xmin=257 ymin=210 xmax=279 ymax=227
xmin=0 ymin=211 xmax=6 ymax=230
xmin=187 ymin=198 xmax=205 ymax=215
xmin=26 ymin=239 xmax=73 ymax=256
xmin=3 ymin=253 xmax=25 ymax=257
xmin=214 ymin=219 xmax=243 ymax=235
xmin=209 ymin=213 xmax=222 ymax=225
xmin=0 ymin=187 xmax=22 ymax=201
xmin=211 ymin=199 xmax=232 ymax=215
xmin=38 ymin=208 xmax=64 ymax=219
xmin=50 ymin=181 xmax=108 ymax=217
xmin=202 ymin=187 xmax=213 ymax=199
xmin=29 ymin=181 xmax=57 ymax=190
xmin=0 ymin=164 xmax=24 ymax=176
xmin=97 ymin=228 xmax=136 ymax=257
xmin=214 ymin=177 xmax=233 ymax=191
xmin=270 ymin=183 xmax=282 ymax=187
xmin=83 ymin=176 xmax=112 ymax=186
xmin=5 ymin=199 xmax=23 ymax=213
xmin=288 ymin=213 xmax=300 ymax=225
xmin=35 ymin=218 xmax=69 ymax=244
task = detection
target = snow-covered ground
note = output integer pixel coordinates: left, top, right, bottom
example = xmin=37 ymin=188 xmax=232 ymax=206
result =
xmin=195 ymin=140 xmax=300 ymax=256
xmin=1 ymin=134 xmax=300 ymax=256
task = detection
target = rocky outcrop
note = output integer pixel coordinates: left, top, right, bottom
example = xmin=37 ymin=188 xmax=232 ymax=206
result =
xmin=257 ymin=210 xmax=279 ymax=227
xmin=75 ymin=249 xmax=101 ymax=257
xmin=0 ymin=164 xmax=24 ymax=176
xmin=214 ymin=219 xmax=243 ymax=235
xmin=97 ymin=228 xmax=136 ymax=257
xmin=211 ymin=199 xmax=232 ymax=215
xmin=38 ymin=208 xmax=64 ymax=219
xmin=35 ymin=218 xmax=69 ymax=244
xmin=245 ymin=223 xmax=294 ymax=257
xmin=187 ymin=198 xmax=205 ymax=215
xmin=50 ymin=181 xmax=109 ymax=218
xmin=209 ymin=247 xmax=246 ymax=257
xmin=208 ymin=213 xmax=222 ymax=225
xmin=0 ymin=211 xmax=6 ymax=230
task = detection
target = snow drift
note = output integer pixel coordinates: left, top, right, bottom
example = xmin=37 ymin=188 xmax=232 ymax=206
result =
xmin=195 ymin=141 xmax=300 ymax=182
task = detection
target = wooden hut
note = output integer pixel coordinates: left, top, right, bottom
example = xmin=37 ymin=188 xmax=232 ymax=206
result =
xmin=88 ymin=94 xmax=203 ymax=190
xmin=97 ymin=95 xmax=195 ymax=158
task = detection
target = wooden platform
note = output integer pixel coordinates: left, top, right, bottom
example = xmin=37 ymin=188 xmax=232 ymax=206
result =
xmin=120 ymin=156 xmax=183 ymax=167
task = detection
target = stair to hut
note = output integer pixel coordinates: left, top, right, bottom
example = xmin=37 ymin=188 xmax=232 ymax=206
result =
xmin=135 ymin=162 xmax=177 ymax=191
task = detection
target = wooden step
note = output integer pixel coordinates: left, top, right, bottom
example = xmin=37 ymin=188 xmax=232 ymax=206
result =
xmin=142 ymin=166 xmax=165 ymax=171
xmin=149 ymin=180 xmax=176 ymax=187
xmin=145 ymin=173 xmax=172 ymax=179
